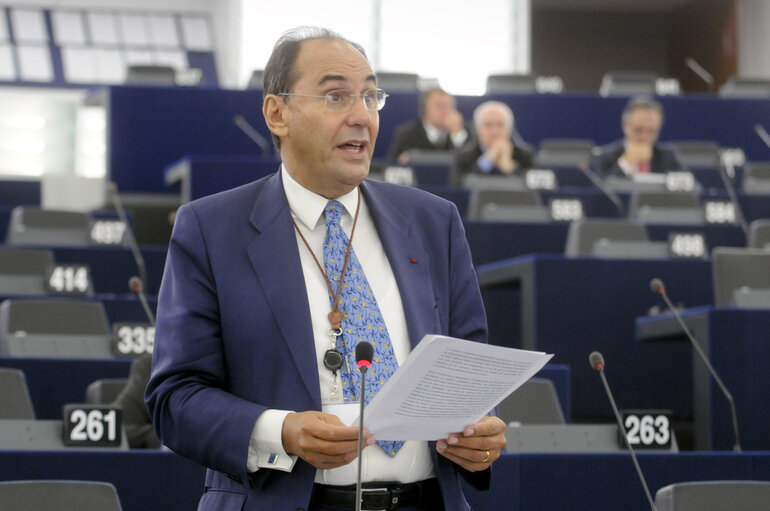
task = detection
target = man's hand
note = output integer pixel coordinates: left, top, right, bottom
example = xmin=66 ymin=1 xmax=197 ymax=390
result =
xmin=485 ymin=139 xmax=516 ymax=174
xmin=623 ymin=142 xmax=653 ymax=164
xmin=444 ymin=110 xmax=466 ymax=135
xmin=282 ymin=411 xmax=375 ymax=470
xmin=435 ymin=416 xmax=506 ymax=472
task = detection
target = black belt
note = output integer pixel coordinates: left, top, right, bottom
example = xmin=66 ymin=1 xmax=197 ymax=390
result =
xmin=310 ymin=479 xmax=441 ymax=510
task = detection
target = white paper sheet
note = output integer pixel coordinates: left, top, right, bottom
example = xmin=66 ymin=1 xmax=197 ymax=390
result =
xmin=352 ymin=335 xmax=553 ymax=441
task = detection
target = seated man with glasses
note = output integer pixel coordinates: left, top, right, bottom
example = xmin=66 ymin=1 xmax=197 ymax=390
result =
xmin=146 ymin=26 xmax=505 ymax=511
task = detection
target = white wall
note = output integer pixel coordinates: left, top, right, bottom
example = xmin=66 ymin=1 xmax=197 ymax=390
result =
xmin=737 ymin=0 xmax=770 ymax=79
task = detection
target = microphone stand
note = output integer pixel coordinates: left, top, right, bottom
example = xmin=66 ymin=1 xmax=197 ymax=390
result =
xmin=355 ymin=368 xmax=367 ymax=511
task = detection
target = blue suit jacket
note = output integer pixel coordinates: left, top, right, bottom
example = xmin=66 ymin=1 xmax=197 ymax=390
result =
xmin=145 ymin=171 xmax=489 ymax=511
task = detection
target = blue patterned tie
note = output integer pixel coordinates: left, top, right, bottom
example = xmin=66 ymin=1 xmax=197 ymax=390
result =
xmin=323 ymin=200 xmax=404 ymax=456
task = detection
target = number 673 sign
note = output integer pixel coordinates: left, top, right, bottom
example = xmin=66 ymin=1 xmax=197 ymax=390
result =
xmin=619 ymin=410 xmax=674 ymax=450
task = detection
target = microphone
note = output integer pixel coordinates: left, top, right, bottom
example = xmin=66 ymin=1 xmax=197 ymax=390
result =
xmin=577 ymin=161 xmax=625 ymax=216
xmin=649 ymin=278 xmax=741 ymax=451
xmin=108 ymin=182 xmax=149 ymax=290
xmin=589 ymin=352 xmax=658 ymax=511
xmin=233 ymin=114 xmax=273 ymax=156
xmin=716 ymin=153 xmax=750 ymax=238
xmin=354 ymin=341 xmax=374 ymax=511
xmin=755 ymin=124 xmax=770 ymax=150
xmin=129 ymin=276 xmax=156 ymax=327
xmin=685 ymin=57 xmax=714 ymax=91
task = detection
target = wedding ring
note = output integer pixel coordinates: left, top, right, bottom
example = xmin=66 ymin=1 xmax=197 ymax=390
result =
xmin=482 ymin=450 xmax=490 ymax=463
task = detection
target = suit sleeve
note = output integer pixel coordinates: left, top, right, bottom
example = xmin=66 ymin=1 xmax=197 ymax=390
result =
xmin=145 ymin=204 xmax=265 ymax=484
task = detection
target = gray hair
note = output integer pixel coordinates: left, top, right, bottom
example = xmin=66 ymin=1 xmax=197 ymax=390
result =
xmin=262 ymin=26 xmax=368 ymax=150
xmin=473 ymin=100 xmax=515 ymax=132
xmin=622 ymin=95 xmax=664 ymax=124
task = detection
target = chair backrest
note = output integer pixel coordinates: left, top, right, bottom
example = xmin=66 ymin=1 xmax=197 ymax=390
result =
xmin=467 ymin=189 xmax=549 ymax=222
xmin=6 ymin=207 xmax=92 ymax=247
xmin=565 ymin=219 xmax=649 ymax=257
xmin=669 ymin=140 xmax=721 ymax=168
xmin=0 ymin=480 xmax=123 ymax=511
xmin=655 ymin=481 xmax=770 ymax=511
xmin=742 ymin=161 xmax=770 ymax=194
xmin=0 ymin=299 xmax=113 ymax=358
xmin=0 ymin=247 xmax=54 ymax=295
xmin=498 ymin=378 xmax=565 ymax=424
xmin=749 ymin=219 xmax=770 ymax=250
xmin=599 ymin=71 xmax=657 ymax=96
xmin=712 ymin=248 xmax=770 ymax=307
xmin=246 ymin=69 xmax=264 ymax=89
xmin=374 ymin=72 xmax=420 ymax=92
xmin=486 ymin=73 xmax=537 ymax=94
xmin=0 ymin=368 xmax=35 ymax=419
xmin=86 ymin=378 xmax=128 ymax=405
xmin=718 ymin=77 xmax=770 ymax=98
xmin=629 ymin=190 xmax=704 ymax=225
xmin=125 ymin=64 xmax=176 ymax=86
xmin=534 ymin=138 xmax=595 ymax=167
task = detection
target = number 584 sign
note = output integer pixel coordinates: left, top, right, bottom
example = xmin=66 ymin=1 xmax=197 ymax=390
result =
xmin=619 ymin=410 xmax=673 ymax=449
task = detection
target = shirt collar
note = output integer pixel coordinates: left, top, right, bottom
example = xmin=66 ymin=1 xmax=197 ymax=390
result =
xmin=281 ymin=165 xmax=360 ymax=230
xmin=423 ymin=121 xmax=446 ymax=145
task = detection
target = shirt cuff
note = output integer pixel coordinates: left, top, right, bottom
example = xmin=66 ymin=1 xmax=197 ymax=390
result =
xmin=617 ymin=156 xmax=634 ymax=177
xmin=451 ymin=129 xmax=468 ymax=148
xmin=476 ymin=155 xmax=494 ymax=173
xmin=247 ymin=409 xmax=298 ymax=473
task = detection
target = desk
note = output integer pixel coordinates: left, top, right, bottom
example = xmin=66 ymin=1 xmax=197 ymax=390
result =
xmin=0 ymin=180 xmax=40 ymax=207
xmin=477 ymin=255 xmax=714 ymax=419
xmin=463 ymin=451 xmax=770 ymax=511
xmin=0 ymin=450 xmax=205 ymax=511
xmin=164 ymin=155 xmax=279 ymax=202
xmin=636 ymin=307 xmax=770 ymax=450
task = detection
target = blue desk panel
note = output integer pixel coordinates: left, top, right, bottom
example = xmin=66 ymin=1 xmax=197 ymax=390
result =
xmin=0 ymin=180 xmax=40 ymax=207
xmin=0 ymin=451 xmax=205 ymax=511
xmin=637 ymin=307 xmax=770 ymax=451
xmin=477 ymin=255 xmax=715 ymax=420
xmin=464 ymin=451 xmax=770 ymax=511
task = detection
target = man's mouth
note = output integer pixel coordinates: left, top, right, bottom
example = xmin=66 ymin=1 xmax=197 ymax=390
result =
xmin=338 ymin=140 xmax=367 ymax=154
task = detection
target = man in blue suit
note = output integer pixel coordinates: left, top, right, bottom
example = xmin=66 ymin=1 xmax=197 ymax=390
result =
xmin=146 ymin=27 xmax=505 ymax=511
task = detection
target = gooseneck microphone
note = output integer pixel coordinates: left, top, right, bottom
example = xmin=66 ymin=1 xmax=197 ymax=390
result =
xmin=650 ymin=278 xmax=741 ymax=452
xmin=717 ymin=155 xmax=750 ymax=238
xmin=233 ymin=114 xmax=273 ymax=156
xmin=590 ymin=352 xmax=658 ymax=511
xmin=755 ymin=124 xmax=770 ymax=150
xmin=685 ymin=57 xmax=715 ymax=91
xmin=354 ymin=341 xmax=374 ymax=511
xmin=577 ymin=162 xmax=625 ymax=217
xmin=129 ymin=276 xmax=156 ymax=327
xmin=109 ymin=182 xmax=148 ymax=289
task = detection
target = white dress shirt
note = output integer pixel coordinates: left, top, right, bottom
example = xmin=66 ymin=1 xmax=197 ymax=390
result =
xmin=423 ymin=121 xmax=468 ymax=149
xmin=246 ymin=166 xmax=435 ymax=485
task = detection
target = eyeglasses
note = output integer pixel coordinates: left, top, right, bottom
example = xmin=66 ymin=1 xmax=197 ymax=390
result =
xmin=278 ymin=88 xmax=389 ymax=112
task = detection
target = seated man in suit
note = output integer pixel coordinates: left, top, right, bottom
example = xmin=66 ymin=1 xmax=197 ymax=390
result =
xmin=595 ymin=95 xmax=684 ymax=179
xmin=111 ymin=353 xmax=161 ymax=449
xmin=387 ymin=87 xmax=472 ymax=164
xmin=146 ymin=26 xmax=505 ymax=511
xmin=453 ymin=101 xmax=533 ymax=185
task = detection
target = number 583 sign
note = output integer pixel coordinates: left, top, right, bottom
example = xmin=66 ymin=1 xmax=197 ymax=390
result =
xmin=619 ymin=410 xmax=673 ymax=449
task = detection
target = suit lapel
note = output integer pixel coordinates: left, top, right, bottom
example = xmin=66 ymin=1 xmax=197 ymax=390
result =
xmin=246 ymin=172 xmax=321 ymax=407
xmin=361 ymin=181 xmax=438 ymax=349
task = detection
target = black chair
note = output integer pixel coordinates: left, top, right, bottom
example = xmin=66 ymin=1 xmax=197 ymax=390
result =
xmin=485 ymin=73 xmax=537 ymax=94
xmin=712 ymin=248 xmax=770 ymax=308
xmin=498 ymin=378 xmax=565 ymax=425
xmin=6 ymin=207 xmax=92 ymax=247
xmin=0 ymin=368 xmax=35 ymax=419
xmin=669 ymin=140 xmax=721 ymax=168
xmin=374 ymin=72 xmax=420 ymax=92
xmin=0 ymin=299 xmax=113 ymax=358
xmin=125 ymin=64 xmax=176 ymax=86
xmin=564 ymin=219 xmax=667 ymax=258
xmin=0 ymin=247 xmax=54 ymax=295
xmin=86 ymin=378 xmax=128 ymax=405
xmin=467 ymin=189 xmax=549 ymax=222
xmin=718 ymin=77 xmax=770 ymax=98
xmin=599 ymin=71 xmax=657 ymax=96
xmin=742 ymin=161 xmax=770 ymax=194
xmin=749 ymin=219 xmax=770 ymax=250
xmin=534 ymin=139 xmax=595 ymax=168
xmin=629 ymin=190 xmax=704 ymax=225
xmin=655 ymin=480 xmax=770 ymax=511
xmin=0 ymin=480 xmax=123 ymax=510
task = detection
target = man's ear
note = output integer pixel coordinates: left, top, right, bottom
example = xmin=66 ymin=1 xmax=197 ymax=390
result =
xmin=263 ymin=95 xmax=289 ymax=140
